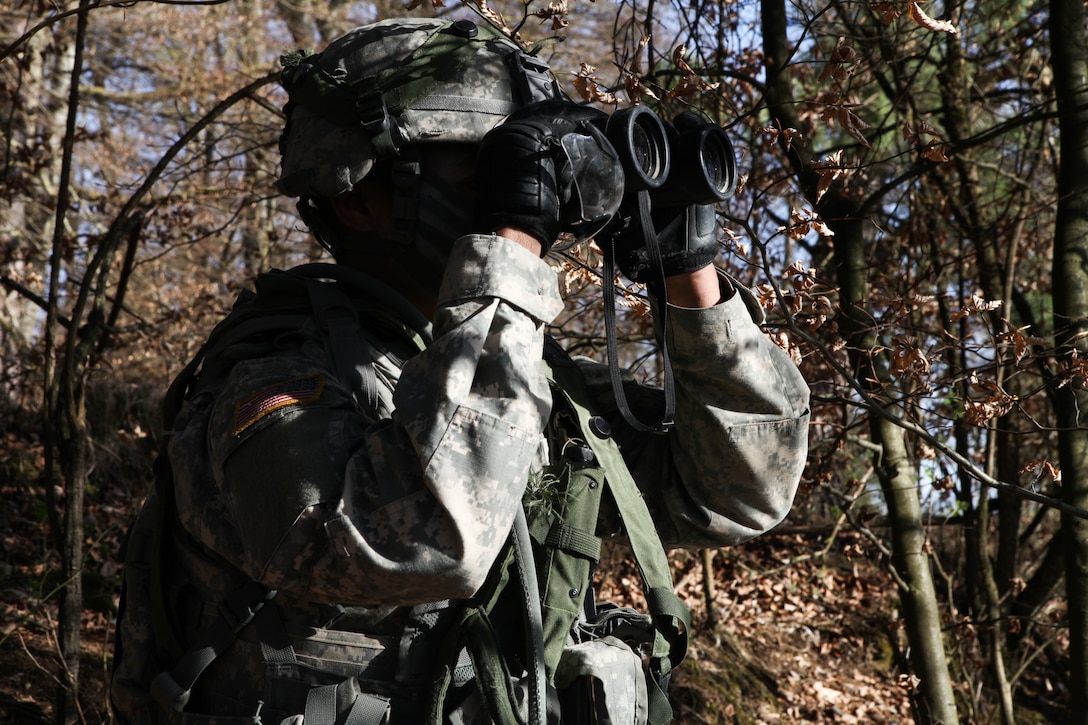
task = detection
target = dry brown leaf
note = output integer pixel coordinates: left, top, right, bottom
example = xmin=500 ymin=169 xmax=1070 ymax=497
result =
xmin=1019 ymin=458 xmax=1062 ymax=483
xmin=531 ymin=1 xmax=569 ymax=30
xmin=890 ymin=337 xmax=931 ymax=379
xmin=838 ymin=106 xmax=872 ymax=147
xmin=1056 ymin=349 xmax=1088 ymax=389
xmin=998 ymin=319 xmax=1047 ymax=362
xmin=873 ymin=2 xmax=904 ymax=24
xmin=820 ymin=37 xmax=858 ymax=82
xmin=476 ymin=2 xmax=513 ymax=36
xmin=762 ymin=122 xmax=805 ymax=151
xmin=782 ymin=207 xmax=835 ymax=240
xmin=814 ymin=93 xmax=871 ymax=147
xmin=812 ymin=150 xmax=852 ymax=203
xmin=949 ymin=293 xmax=1002 ymax=321
xmin=903 ymin=119 xmax=941 ymax=144
xmin=623 ymin=73 xmax=657 ymax=103
xmin=921 ymin=141 xmax=951 ymax=162
xmin=573 ymin=64 xmax=617 ymax=105
xmin=908 ymin=1 xmax=958 ymax=34
xmin=672 ymin=44 xmax=695 ymax=75
xmin=667 ymin=75 xmax=719 ymax=99
xmin=965 ymin=375 xmax=1023 ymax=427
xmin=666 ymin=43 xmax=719 ymax=99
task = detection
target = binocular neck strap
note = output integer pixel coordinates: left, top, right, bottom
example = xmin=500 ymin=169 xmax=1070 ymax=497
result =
xmin=602 ymin=190 xmax=676 ymax=435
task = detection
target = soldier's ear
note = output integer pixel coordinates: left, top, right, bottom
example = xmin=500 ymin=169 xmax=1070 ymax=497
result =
xmin=327 ymin=182 xmax=393 ymax=235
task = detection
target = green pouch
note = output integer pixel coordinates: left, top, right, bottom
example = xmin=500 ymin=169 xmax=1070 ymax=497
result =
xmin=523 ymin=459 xmax=605 ymax=680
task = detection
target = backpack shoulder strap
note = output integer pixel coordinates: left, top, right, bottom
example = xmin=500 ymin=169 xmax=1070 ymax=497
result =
xmin=161 ymin=263 xmax=428 ymax=431
xmin=543 ymin=338 xmax=691 ymax=725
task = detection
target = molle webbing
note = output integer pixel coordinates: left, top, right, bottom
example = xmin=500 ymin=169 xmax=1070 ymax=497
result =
xmin=543 ymin=342 xmax=691 ymax=725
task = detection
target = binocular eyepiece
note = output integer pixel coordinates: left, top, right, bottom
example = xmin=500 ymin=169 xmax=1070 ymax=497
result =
xmin=600 ymin=106 xmax=737 ymax=205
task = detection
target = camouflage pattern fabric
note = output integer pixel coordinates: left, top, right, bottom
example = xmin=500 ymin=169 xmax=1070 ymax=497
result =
xmin=555 ymin=636 xmax=649 ymax=725
xmin=111 ymin=232 xmax=809 ymax=723
xmin=278 ymin=18 xmax=558 ymax=199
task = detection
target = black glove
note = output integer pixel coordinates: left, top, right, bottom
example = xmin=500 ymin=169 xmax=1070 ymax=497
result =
xmin=475 ymin=118 xmax=571 ymax=253
xmin=605 ymin=199 xmax=718 ymax=283
xmin=475 ymin=101 xmax=623 ymax=254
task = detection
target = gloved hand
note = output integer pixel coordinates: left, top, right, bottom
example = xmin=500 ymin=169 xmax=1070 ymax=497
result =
xmin=475 ymin=101 xmax=623 ymax=255
xmin=475 ymin=117 xmax=572 ymax=253
xmin=604 ymin=199 xmax=719 ymax=284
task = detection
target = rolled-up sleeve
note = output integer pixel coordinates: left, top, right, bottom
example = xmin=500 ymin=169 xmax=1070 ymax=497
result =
xmin=204 ymin=236 xmax=563 ymax=605
xmin=583 ymin=273 xmax=810 ymax=547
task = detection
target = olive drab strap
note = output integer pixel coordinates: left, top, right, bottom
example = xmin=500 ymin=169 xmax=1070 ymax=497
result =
xmin=523 ymin=451 xmax=606 ymax=679
xmin=424 ymin=542 xmax=518 ymax=725
xmin=421 ymin=508 xmax=552 ymax=725
xmin=543 ymin=344 xmax=691 ymax=725
xmin=304 ymin=277 xmax=378 ymax=412
xmin=512 ymin=507 xmax=549 ymax=725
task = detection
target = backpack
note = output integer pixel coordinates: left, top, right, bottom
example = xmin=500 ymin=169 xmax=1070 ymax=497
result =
xmin=122 ymin=263 xmax=690 ymax=725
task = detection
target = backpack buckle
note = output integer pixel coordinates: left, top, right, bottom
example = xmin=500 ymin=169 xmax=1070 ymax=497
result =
xmin=509 ymin=50 xmax=560 ymax=105
xmin=355 ymin=91 xmax=390 ymax=135
xmin=218 ymin=580 xmax=276 ymax=633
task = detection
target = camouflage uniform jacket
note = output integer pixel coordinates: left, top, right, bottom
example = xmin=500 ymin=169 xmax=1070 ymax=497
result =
xmin=111 ymin=234 xmax=810 ymax=723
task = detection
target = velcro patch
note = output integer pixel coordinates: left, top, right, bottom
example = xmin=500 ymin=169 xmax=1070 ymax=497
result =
xmin=232 ymin=375 xmax=325 ymax=436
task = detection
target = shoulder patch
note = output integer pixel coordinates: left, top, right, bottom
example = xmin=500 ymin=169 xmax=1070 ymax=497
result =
xmin=232 ymin=374 xmax=325 ymax=436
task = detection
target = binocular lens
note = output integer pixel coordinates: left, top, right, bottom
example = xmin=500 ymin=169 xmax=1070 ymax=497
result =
xmin=607 ymin=106 xmax=671 ymax=191
xmin=701 ymin=131 xmax=736 ymax=196
xmin=631 ymin=121 xmax=667 ymax=183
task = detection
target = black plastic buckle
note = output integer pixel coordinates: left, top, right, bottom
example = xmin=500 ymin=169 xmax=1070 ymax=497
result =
xmin=509 ymin=51 xmax=560 ymax=105
xmin=355 ymin=91 xmax=390 ymax=135
xmin=218 ymin=581 xmax=276 ymax=634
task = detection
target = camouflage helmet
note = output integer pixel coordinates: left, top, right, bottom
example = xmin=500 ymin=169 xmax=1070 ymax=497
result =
xmin=277 ymin=17 xmax=563 ymax=198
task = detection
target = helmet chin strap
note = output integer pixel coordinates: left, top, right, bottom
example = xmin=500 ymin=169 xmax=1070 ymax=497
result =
xmin=386 ymin=154 xmax=420 ymax=248
xmin=296 ymin=198 xmax=344 ymax=258
xmin=387 ymin=149 xmax=476 ymax=272
xmin=294 ymin=148 xmax=472 ymax=293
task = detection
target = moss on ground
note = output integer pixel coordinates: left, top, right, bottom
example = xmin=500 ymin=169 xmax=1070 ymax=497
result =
xmin=669 ymin=629 xmax=783 ymax=724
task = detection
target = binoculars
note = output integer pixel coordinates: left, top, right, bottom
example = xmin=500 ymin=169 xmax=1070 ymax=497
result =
xmin=599 ymin=105 xmax=737 ymax=205
xmin=551 ymin=102 xmax=737 ymax=240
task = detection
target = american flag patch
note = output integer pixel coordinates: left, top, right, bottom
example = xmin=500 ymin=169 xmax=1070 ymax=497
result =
xmin=232 ymin=375 xmax=324 ymax=436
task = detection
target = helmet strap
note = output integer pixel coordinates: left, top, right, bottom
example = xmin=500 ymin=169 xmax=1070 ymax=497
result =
xmin=296 ymin=198 xmax=343 ymax=258
xmin=414 ymin=163 xmax=476 ymax=269
xmin=387 ymin=153 xmax=421 ymax=248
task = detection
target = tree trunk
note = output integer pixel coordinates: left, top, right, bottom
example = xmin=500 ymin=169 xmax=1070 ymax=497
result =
xmin=873 ymin=415 xmax=960 ymax=723
xmin=1050 ymin=0 xmax=1088 ymax=720
xmin=56 ymin=371 xmax=89 ymax=724
xmin=47 ymin=1 xmax=93 ymax=719
xmin=938 ymin=21 xmax=1020 ymax=718
xmin=760 ymin=1 xmax=959 ymax=720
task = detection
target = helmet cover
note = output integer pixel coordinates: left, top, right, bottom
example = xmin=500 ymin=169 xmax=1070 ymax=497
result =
xmin=277 ymin=17 xmax=562 ymax=198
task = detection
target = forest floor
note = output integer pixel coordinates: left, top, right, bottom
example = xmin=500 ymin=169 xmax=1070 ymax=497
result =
xmin=0 ymin=450 xmax=1070 ymax=724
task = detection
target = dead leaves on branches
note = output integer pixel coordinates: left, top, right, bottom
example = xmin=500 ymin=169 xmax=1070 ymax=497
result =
xmin=875 ymin=1 xmax=959 ymax=34
xmin=904 ymin=119 xmax=952 ymax=163
xmin=666 ymin=44 xmax=720 ymax=101
xmin=574 ymin=64 xmax=618 ymax=105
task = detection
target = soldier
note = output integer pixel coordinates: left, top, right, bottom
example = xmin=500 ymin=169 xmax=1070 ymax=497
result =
xmin=111 ymin=16 xmax=810 ymax=725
